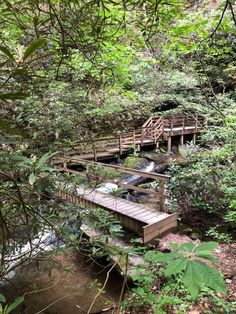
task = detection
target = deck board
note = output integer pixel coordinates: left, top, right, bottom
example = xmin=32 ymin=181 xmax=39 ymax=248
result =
xmin=76 ymin=187 xmax=170 ymax=225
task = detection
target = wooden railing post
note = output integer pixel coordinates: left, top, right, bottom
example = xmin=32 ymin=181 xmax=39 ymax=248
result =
xmin=63 ymin=161 xmax=67 ymax=170
xmin=133 ymin=130 xmax=136 ymax=146
xmin=119 ymin=135 xmax=123 ymax=155
xmin=159 ymin=180 xmax=165 ymax=212
xmin=141 ymin=128 xmax=144 ymax=146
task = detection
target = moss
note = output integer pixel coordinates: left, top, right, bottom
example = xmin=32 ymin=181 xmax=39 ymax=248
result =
xmin=123 ymin=156 xmax=147 ymax=169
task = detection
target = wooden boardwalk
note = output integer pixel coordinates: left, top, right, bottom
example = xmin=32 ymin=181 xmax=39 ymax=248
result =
xmin=56 ymin=187 xmax=177 ymax=243
xmin=54 ymin=114 xmax=206 ymax=241
xmin=56 ymin=114 xmax=205 ymax=161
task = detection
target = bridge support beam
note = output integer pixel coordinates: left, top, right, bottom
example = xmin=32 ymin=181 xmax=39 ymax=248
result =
xmin=180 ymin=134 xmax=184 ymax=146
xmin=167 ymin=136 xmax=172 ymax=153
xmin=193 ymin=133 xmax=196 ymax=145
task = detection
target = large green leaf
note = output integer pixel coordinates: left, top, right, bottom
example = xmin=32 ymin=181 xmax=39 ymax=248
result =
xmin=182 ymin=260 xmax=226 ymax=300
xmin=0 ymin=46 xmax=15 ymax=61
xmin=182 ymin=260 xmax=204 ymax=299
xmin=195 ymin=252 xmax=219 ymax=263
xmin=23 ymin=38 xmax=46 ymax=61
xmin=170 ymin=242 xmax=195 ymax=252
xmin=195 ymin=261 xmax=227 ymax=295
xmin=194 ymin=241 xmax=218 ymax=253
xmin=164 ymin=257 xmax=188 ymax=276
xmin=145 ymin=251 xmax=181 ymax=263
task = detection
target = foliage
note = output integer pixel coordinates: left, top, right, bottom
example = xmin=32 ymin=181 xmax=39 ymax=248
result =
xmin=0 ymin=294 xmax=24 ymax=314
xmin=169 ymin=112 xmax=236 ymax=242
xmin=124 ymin=242 xmax=229 ymax=314
xmin=150 ymin=242 xmax=226 ymax=300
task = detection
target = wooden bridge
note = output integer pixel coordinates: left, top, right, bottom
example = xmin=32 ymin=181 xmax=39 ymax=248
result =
xmin=55 ymin=159 xmax=178 ymax=243
xmin=55 ymin=114 xmax=205 ymax=242
xmin=59 ymin=114 xmax=205 ymax=161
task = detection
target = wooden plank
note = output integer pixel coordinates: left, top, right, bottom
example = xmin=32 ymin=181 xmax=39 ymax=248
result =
xmin=59 ymin=158 xmax=170 ymax=182
xmin=143 ymin=213 xmax=177 ymax=243
xmin=133 ymin=212 xmax=160 ymax=223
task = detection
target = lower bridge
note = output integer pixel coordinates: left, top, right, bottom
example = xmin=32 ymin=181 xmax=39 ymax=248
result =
xmin=55 ymin=160 xmax=177 ymax=243
xmin=56 ymin=188 xmax=177 ymax=243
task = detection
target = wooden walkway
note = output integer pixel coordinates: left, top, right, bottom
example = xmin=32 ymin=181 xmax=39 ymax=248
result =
xmin=54 ymin=114 xmax=206 ymax=242
xmin=57 ymin=114 xmax=205 ymax=161
xmin=56 ymin=187 xmax=177 ymax=243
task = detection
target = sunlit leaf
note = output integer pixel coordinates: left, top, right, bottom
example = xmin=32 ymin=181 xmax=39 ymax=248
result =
xmin=23 ymin=38 xmax=46 ymax=61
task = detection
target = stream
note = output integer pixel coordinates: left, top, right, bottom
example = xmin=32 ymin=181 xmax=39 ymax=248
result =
xmin=1 ymin=159 xmax=162 ymax=313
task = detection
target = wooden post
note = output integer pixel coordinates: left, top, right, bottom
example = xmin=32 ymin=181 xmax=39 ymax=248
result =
xmin=167 ymin=136 xmax=172 ymax=153
xmin=193 ymin=133 xmax=196 ymax=145
xmin=141 ymin=128 xmax=144 ymax=146
xmin=159 ymin=181 xmax=165 ymax=212
xmin=170 ymin=116 xmax=173 ymax=134
xmin=63 ymin=161 xmax=67 ymax=170
xmin=133 ymin=130 xmax=136 ymax=145
xmin=119 ymin=135 xmax=123 ymax=155
xmin=180 ymin=134 xmax=184 ymax=146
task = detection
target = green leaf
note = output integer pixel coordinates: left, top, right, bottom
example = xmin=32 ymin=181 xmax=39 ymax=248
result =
xmin=4 ymin=296 xmax=24 ymax=314
xmin=164 ymin=257 xmax=188 ymax=276
xmin=182 ymin=260 xmax=226 ymax=300
xmin=195 ymin=261 xmax=227 ymax=295
xmin=0 ymin=294 xmax=6 ymax=303
xmin=145 ymin=251 xmax=181 ymax=263
xmin=23 ymin=38 xmax=46 ymax=61
xmin=29 ymin=173 xmax=36 ymax=185
xmin=194 ymin=242 xmax=218 ymax=253
xmin=182 ymin=260 xmax=203 ymax=300
xmin=195 ymin=252 xmax=219 ymax=263
xmin=0 ymin=46 xmax=15 ymax=61
xmin=9 ymin=154 xmax=32 ymax=165
xmin=170 ymin=242 xmax=195 ymax=252
xmin=36 ymin=152 xmax=57 ymax=170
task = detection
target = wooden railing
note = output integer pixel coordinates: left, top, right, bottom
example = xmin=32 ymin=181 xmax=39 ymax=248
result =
xmin=59 ymin=114 xmax=205 ymax=161
xmin=163 ymin=114 xmax=205 ymax=132
xmin=56 ymin=157 xmax=170 ymax=212
xmin=141 ymin=116 xmax=164 ymax=144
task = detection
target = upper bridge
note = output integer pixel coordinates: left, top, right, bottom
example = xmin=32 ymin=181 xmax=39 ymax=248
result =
xmin=57 ymin=114 xmax=206 ymax=162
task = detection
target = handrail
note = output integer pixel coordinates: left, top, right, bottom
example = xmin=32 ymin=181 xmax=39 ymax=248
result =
xmin=142 ymin=117 xmax=153 ymax=128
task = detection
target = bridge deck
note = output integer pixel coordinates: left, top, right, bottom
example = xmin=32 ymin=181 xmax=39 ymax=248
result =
xmin=58 ymin=187 xmax=177 ymax=243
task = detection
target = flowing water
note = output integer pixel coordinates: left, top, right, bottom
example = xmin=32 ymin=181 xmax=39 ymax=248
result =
xmin=1 ymin=160 xmax=158 ymax=313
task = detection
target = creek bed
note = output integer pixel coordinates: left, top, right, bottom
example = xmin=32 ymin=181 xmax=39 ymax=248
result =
xmin=1 ymin=251 xmax=124 ymax=314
